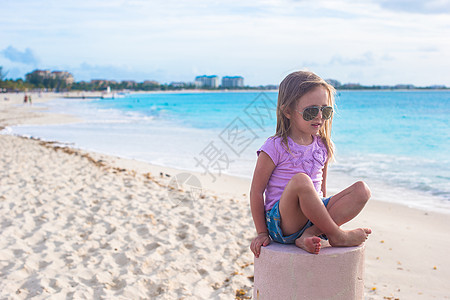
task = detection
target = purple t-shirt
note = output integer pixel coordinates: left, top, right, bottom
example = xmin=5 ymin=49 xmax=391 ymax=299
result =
xmin=257 ymin=135 xmax=328 ymax=211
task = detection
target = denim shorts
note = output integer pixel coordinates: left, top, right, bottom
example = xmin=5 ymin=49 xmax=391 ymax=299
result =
xmin=265 ymin=197 xmax=331 ymax=244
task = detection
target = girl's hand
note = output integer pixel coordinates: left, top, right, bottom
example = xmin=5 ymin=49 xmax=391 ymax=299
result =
xmin=250 ymin=233 xmax=271 ymax=258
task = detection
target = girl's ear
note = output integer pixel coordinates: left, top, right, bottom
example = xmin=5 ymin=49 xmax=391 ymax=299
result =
xmin=282 ymin=105 xmax=292 ymax=119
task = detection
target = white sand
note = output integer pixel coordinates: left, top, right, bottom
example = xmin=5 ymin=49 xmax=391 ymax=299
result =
xmin=1 ymin=92 xmax=449 ymax=299
xmin=0 ymin=134 xmax=255 ymax=299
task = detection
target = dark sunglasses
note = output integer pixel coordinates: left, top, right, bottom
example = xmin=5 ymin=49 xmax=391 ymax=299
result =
xmin=297 ymin=106 xmax=333 ymax=121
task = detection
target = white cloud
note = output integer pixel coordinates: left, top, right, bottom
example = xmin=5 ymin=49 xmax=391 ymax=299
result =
xmin=1 ymin=46 xmax=39 ymax=65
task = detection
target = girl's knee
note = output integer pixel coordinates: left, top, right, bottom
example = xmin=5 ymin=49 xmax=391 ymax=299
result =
xmin=290 ymin=173 xmax=313 ymax=187
xmin=354 ymin=181 xmax=371 ymax=202
xmin=285 ymin=173 xmax=314 ymax=193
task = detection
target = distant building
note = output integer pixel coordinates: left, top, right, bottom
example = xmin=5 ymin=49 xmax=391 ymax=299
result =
xmin=31 ymin=70 xmax=52 ymax=78
xmin=169 ymin=81 xmax=187 ymax=88
xmin=428 ymin=85 xmax=447 ymax=89
xmin=52 ymin=71 xmax=74 ymax=84
xmin=25 ymin=69 xmax=74 ymax=86
xmin=394 ymin=84 xmax=415 ymax=89
xmin=195 ymin=75 xmax=219 ymax=88
xmin=221 ymin=76 xmax=244 ymax=88
xmin=143 ymin=80 xmax=160 ymax=86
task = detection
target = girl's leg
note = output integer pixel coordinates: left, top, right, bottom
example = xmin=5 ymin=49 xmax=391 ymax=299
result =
xmin=297 ymin=181 xmax=371 ymax=248
xmin=278 ymin=173 xmax=333 ymax=254
xmin=303 ymin=181 xmax=371 ymax=238
xmin=327 ymin=181 xmax=371 ymax=225
xmin=279 ymin=173 xmax=371 ymax=253
xmin=279 ymin=173 xmax=339 ymax=236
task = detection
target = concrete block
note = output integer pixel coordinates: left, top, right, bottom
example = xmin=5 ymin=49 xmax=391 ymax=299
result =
xmin=253 ymin=243 xmax=365 ymax=300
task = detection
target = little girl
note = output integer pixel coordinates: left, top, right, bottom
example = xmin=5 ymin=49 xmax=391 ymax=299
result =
xmin=250 ymin=71 xmax=371 ymax=256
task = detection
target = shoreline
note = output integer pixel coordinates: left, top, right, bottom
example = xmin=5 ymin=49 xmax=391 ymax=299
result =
xmin=1 ymin=91 xmax=450 ymax=299
xmin=1 ymin=90 xmax=449 ymax=215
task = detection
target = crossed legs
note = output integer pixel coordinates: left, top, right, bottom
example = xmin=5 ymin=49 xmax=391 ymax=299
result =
xmin=279 ymin=173 xmax=371 ymax=254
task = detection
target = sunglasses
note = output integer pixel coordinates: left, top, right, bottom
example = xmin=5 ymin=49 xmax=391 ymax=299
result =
xmin=297 ymin=106 xmax=333 ymax=121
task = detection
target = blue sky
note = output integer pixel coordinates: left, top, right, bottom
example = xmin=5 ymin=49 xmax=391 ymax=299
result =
xmin=1 ymin=0 xmax=450 ymax=86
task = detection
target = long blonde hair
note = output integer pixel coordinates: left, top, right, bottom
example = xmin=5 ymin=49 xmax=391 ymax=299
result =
xmin=275 ymin=70 xmax=336 ymax=161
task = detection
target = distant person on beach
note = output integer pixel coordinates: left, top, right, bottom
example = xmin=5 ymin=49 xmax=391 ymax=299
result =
xmin=250 ymin=71 xmax=371 ymax=256
xmin=23 ymin=94 xmax=28 ymax=104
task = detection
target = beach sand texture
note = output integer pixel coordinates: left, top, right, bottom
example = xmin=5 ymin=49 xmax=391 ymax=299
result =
xmin=1 ymin=92 xmax=449 ymax=299
xmin=0 ymin=134 xmax=255 ymax=299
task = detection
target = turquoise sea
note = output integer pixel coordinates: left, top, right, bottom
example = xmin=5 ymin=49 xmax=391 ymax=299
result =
xmin=5 ymin=90 xmax=450 ymax=212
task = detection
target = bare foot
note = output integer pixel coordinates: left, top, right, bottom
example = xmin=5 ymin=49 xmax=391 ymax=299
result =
xmin=329 ymin=228 xmax=371 ymax=247
xmin=295 ymin=234 xmax=322 ymax=254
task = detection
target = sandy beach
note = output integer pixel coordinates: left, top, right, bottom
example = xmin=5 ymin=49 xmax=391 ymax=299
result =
xmin=1 ymin=92 xmax=449 ymax=299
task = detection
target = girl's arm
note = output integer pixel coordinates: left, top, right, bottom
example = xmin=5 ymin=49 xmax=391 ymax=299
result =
xmin=250 ymin=151 xmax=275 ymax=257
xmin=321 ymin=161 xmax=328 ymax=197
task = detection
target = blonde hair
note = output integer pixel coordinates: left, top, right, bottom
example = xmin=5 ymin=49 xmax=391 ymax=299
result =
xmin=275 ymin=70 xmax=336 ymax=162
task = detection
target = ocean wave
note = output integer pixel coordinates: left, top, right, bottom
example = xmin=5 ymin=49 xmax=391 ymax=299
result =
xmin=332 ymin=153 xmax=450 ymax=202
